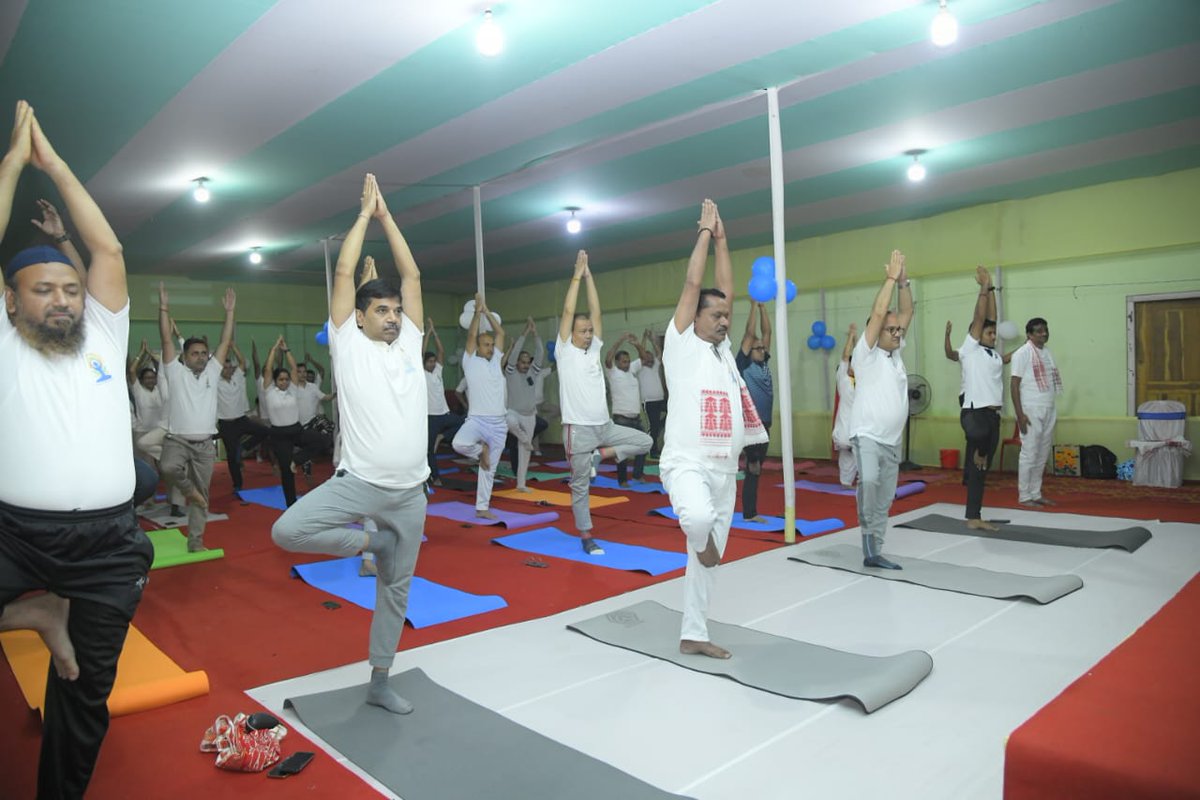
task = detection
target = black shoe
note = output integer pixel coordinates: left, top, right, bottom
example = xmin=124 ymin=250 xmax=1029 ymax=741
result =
xmin=170 ymin=505 xmax=184 ymax=517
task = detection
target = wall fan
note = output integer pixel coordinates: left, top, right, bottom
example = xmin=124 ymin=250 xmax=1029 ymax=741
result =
xmin=901 ymin=373 xmax=932 ymax=470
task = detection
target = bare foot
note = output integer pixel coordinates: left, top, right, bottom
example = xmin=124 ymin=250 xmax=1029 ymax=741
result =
xmin=1037 ymin=497 xmax=1057 ymax=506
xmin=27 ymin=594 xmax=79 ymax=680
xmin=744 ymin=515 xmax=767 ymax=524
xmin=680 ymin=639 xmax=731 ymax=659
xmin=966 ymin=519 xmax=1000 ymax=532
xmin=1018 ymin=500 xmax=1042 ymax=509
xmin=516 ymin=486 xmax=533 ymax=493
xmin=476 ymin=509 xmax=498 ymax=520
xmin=695 ymin=533 xmax=720 ymax=568
xmin=185 ymin=487 xmax=208 ymax=509
xmin=479 ymin=443 xmax=491 ymax=472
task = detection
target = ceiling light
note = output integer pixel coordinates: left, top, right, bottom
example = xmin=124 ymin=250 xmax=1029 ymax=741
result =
xmin=248 ymin=247 xmax=263 ymax=265
xmin=192 ymin=177 xmax=211 ymax=203
xmin=476 ymin=9 xmax=503 ymax=57
xmin=565 ymin=208 xmax=582 ymax=235
xmin=930 ymin=0 xmax=958 ymax=47
xmin=906 ymin=151 xmax=927 ymax=182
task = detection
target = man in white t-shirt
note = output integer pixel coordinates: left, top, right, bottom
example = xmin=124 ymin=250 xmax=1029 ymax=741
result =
xmin=959 ymin=267 xmax=1005 ymax=530
xmin=1010 ymin=317 xmax=1062 ymax=507
xmin=157 ymin=282 xmax=236 ymax=552
xmin=0 ymin=102 xmax=153 ymax=797
xmin=503 ymin=317 xmax=546 ymax=491
xmin=638 ymin=329 xmax=666 ymax=458
xmin=605 ymin=331 xmax=649 ymax=486
xmin=832 ymin=323 xmax=858 ymax=488
xmin=849 ymin=249 xmax=914 ymax=570
xmin=423 ymin=316 xmax=463 ymax=486
xmin=272 ymin=174 xmax=428 ymax=716
xmin=452 ymin=294 xmax=508 ymax=518
xmin=216 ymin=343 xmax=269 ymax=498
xmin=660 ymin=201 xmax=767 ymax=660
xmin=556 ymin=250 xmax=652 ymax=555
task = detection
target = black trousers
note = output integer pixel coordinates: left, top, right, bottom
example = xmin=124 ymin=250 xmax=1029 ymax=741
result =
xmin=741 ymin=437 xmax=770 ymax=518
xmin=270 ymin=424 xmax=316 ymax=506
xmin=427 ymin=412 xmax=465 ymax=479
xmin=0 ymin=499 xmax=152 ymax=799
xmin=506 ymin=415 xmax=548 ymax=472
xmin=217 ymin=415 xmax=270 ymax=491
xmin=961 ymin=407 xmax=1001 ymax=519
xmin=612 ymin=415 xmax=648 ymax=482
xmin=644 ymin=399 xmax=666 ymax=456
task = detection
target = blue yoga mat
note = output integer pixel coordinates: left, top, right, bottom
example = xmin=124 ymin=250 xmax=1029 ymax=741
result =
xmin=590 ymin=475 xmax=668 ymax=494
xmin=492 ymin=527 xmax=686 ymax=575
xmin=290 ymin=557 xmax=506 ymax=628
xmin=240 ymin=485 xmax=292 ymax=510
xmin=650 ymin=507 xmax=845 ymax=537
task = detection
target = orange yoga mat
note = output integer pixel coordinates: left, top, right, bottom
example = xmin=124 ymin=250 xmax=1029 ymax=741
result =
xmin=0 ymin=624 xmax=209 ymax=718
xmin=493 ymin=487 xmax=629 ymax=509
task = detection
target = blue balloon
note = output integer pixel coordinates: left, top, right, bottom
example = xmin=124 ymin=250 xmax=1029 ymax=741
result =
xmin=546 ymin=341 xmax=556 ymax=363
xmin=807 ymin=334 xmax=822 ymax=350
xmin=751 ymin=256 xmax=775 ymax=277
xmin=811 ymin=320 xmax=826 ymax=337
xmin=821 ymin=334 xmax=836 ymax=350
xmin=785 ymin=279 xmax=797 ymax=304
xmin=314 ymin=322 xmax=329 ymax=346
xmin=748 ymin=274 xmax=776 ymax=303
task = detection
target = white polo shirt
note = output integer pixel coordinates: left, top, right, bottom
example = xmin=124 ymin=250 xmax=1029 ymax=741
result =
xmin=848 ymin=334 xmax=908 ymax=448
xmin=607 ymin=360 xmax=642 ymax=417
xmin=425 ymin=363 xmax=450 ymax=415
xmin=660 ymin=319 xmax=745 ymax=473
xmin=217 ymin=368 xmax=249 ymax=420
xmin=556 ymin=335 xmax=608 ymax=425
xmin=1010 ymin=342 xmax=1059 ymax=408
xmin=132 ymin=380 xmax=168 ymax=433
xmin=832 ymin=360 xmax=855 ymax=448
xmin=330 ymin=313 xmax=428 ymax=489
xmin=163 ymin=356 xmax=222 ymax=437
xmin=638 ymin=354 xmax=665 ymax=402
xmin=293 ymin=380 xmax=323 ymax=424
xmin=959 ymin=333 xmax=1003 ymax=409
xmin=462 ymin=350 xmax=506 ymax=417
xmin=260 ymin=384 xmax=300 ymax=427
xmin=0 ymin=296 xmax=135 ymax=510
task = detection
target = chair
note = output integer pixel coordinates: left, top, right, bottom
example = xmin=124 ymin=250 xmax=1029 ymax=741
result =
xmin=1128 ymin=400 xmax=1192 ymax=488
xmin=998 ymin=421 xmax=1021 ymax=472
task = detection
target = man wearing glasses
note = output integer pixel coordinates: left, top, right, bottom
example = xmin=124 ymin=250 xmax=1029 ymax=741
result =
xmin=848 ymin=250 xmax=914 ymax=569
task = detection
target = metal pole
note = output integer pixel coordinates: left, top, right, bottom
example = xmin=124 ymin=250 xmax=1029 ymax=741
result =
xmin=473 ymin=185 xmax=485 ymax=302
xmin=766 ymin=87 xmax=797 ymax=543
xmin=820 ymin=287 xmax=830 ymax=411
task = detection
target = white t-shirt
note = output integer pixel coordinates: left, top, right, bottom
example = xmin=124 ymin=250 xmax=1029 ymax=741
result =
xmin=217 ymin=368 xmax=249 ymax=420
xmin=260 ymin=384 xmax=300 ymax=427
xmin=330 ymin=313 xmax=428 ymax=489
xmin=848 ymin=335 xmax=908 ymax=448
xmin=832 ymin=360 xmax=856 ymax=448
xmin=425 ymin=363 xmax=450 ymax=415
xmin=0 ymin=296 xmax=135 ymax=510
xmin=660 ymin=319 xmax=746 ymax=473
xmin=960 ymin=333 xmax=1003 ymax=408
xmin=132 ymin=380 xmax=168 ymax=433
xmin=1010 ymin=342 xmax=1059 ymax=408
xmin=163 ymin=356 xmax=222 ymax=436
xmin=556 ymin=335 xmax=608 ymax=425
xmin=638 ymin=353 xmax=665 ymax=402
xmin=462 ymin=350 xmax=506 ymax=417
xmin=607 ymin=360 xmax=642 ymax=417
xmin=293 ymin=380 xmax=323 ymax=424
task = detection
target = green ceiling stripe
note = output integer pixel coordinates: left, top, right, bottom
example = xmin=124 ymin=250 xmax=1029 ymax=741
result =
xmin=119 ymin=0 xmax=715 ymax=262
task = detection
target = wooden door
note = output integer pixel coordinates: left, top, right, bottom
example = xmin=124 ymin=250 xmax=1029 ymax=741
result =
xmin=1135 ymin=297 xmax=1200 ymax=414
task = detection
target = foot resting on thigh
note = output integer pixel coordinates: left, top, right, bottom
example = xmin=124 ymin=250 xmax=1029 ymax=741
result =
xmin=696 ymin=533 xmax=721 ymax=568
xmin=966 ymin=519 xmax=1000 ymax=532
xmin=359 ymin=555 xmax=378 ymax=577
xmin=475 ymin=509 xmax=498 ymax=520
xmin=680 ymin=639 xmax=731 ymax=659
xmin=479 ymin=443 xmax=491 ymax=472
xmin=366 ymin=668 xmax=413 ymax=714
xmin=185 ymin=487 xmax=208 ymax=509
xmin=973 ymin=452 xmax=989 ymax=470
xmin=18 ymin=593 xmax=80 ymax=680
xmin=863 ymin=554 xmax=902 ymax=570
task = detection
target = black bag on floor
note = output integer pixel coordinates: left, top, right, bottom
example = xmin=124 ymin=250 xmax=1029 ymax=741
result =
xmin=1080 ymin=445 xmax=1118 ymax=479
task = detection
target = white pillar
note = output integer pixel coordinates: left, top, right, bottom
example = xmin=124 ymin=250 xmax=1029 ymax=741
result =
xmin=473 ymin=185 xmax=485 ymax=301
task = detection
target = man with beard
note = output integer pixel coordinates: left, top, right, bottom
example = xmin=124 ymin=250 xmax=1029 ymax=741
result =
xmin=0 ymin=100 xmax=153 ymax=797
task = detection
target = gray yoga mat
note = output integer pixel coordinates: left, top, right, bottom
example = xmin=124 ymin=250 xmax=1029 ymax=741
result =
xmin=285 ymin=668 xmax=691 ymax=800
xmin=567 ymin=600 xmax=932 ymax=713
xmin=788 ymin=543 xmax=1083 ymax=604
xmin=896 ymin=513 xmax=1152 ymax=552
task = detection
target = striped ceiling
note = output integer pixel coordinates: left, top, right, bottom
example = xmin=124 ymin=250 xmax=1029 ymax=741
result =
xmin=1 ymin=0 xmax=1198 ymax=291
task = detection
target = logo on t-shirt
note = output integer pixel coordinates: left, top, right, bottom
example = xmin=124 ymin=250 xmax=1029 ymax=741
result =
xmin=86 ymin=353 xmax=113 ymax=383
xmin=700 ymin=389 xmax=733 ymax=445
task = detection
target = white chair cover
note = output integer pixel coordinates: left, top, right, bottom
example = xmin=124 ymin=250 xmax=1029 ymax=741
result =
xmin=1128 ymin=400 xmax=1191 ymax=488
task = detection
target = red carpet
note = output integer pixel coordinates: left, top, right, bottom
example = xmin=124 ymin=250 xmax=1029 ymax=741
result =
xmin=2 ymin=456 xmax=1196 ymax=798
xmin=1004 ymin=574 xmax=1200 ymax=800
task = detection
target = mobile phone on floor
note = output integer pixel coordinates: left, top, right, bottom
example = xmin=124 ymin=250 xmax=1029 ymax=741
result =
xmin=268 ymin=751 xmax=314 ymax=778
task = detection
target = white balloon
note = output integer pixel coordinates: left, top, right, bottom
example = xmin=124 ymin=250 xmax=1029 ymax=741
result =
xmin=997 ymin=320 xmax=1019 ymax=340
xmin=458 ymin=300 xmax=501 ymax=332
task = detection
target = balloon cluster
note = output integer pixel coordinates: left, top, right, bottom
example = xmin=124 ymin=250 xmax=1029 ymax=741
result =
xmin=746 ymin=256 xmax=797 ymax=304
xmin=806 ymin=320 xmax=835 ymax=351
xmin=314 ymin=322 xmax=329 ymax=346
xmin=459 ymin=299 xmax=502 ymax=331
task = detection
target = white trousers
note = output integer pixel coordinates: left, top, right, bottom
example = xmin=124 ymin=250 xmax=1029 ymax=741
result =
xmin=836 ymin=445 xmax=858 ymax=488
xmin=453 ymin=415 xmax=508 ymax=510
xmin=506 ymin=410 xmax=536 ymax=489
xmin=1018 ymin=405 xmax=1057 ymax=502
xmin=660 ymin=462 xmax=736 ymax=643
